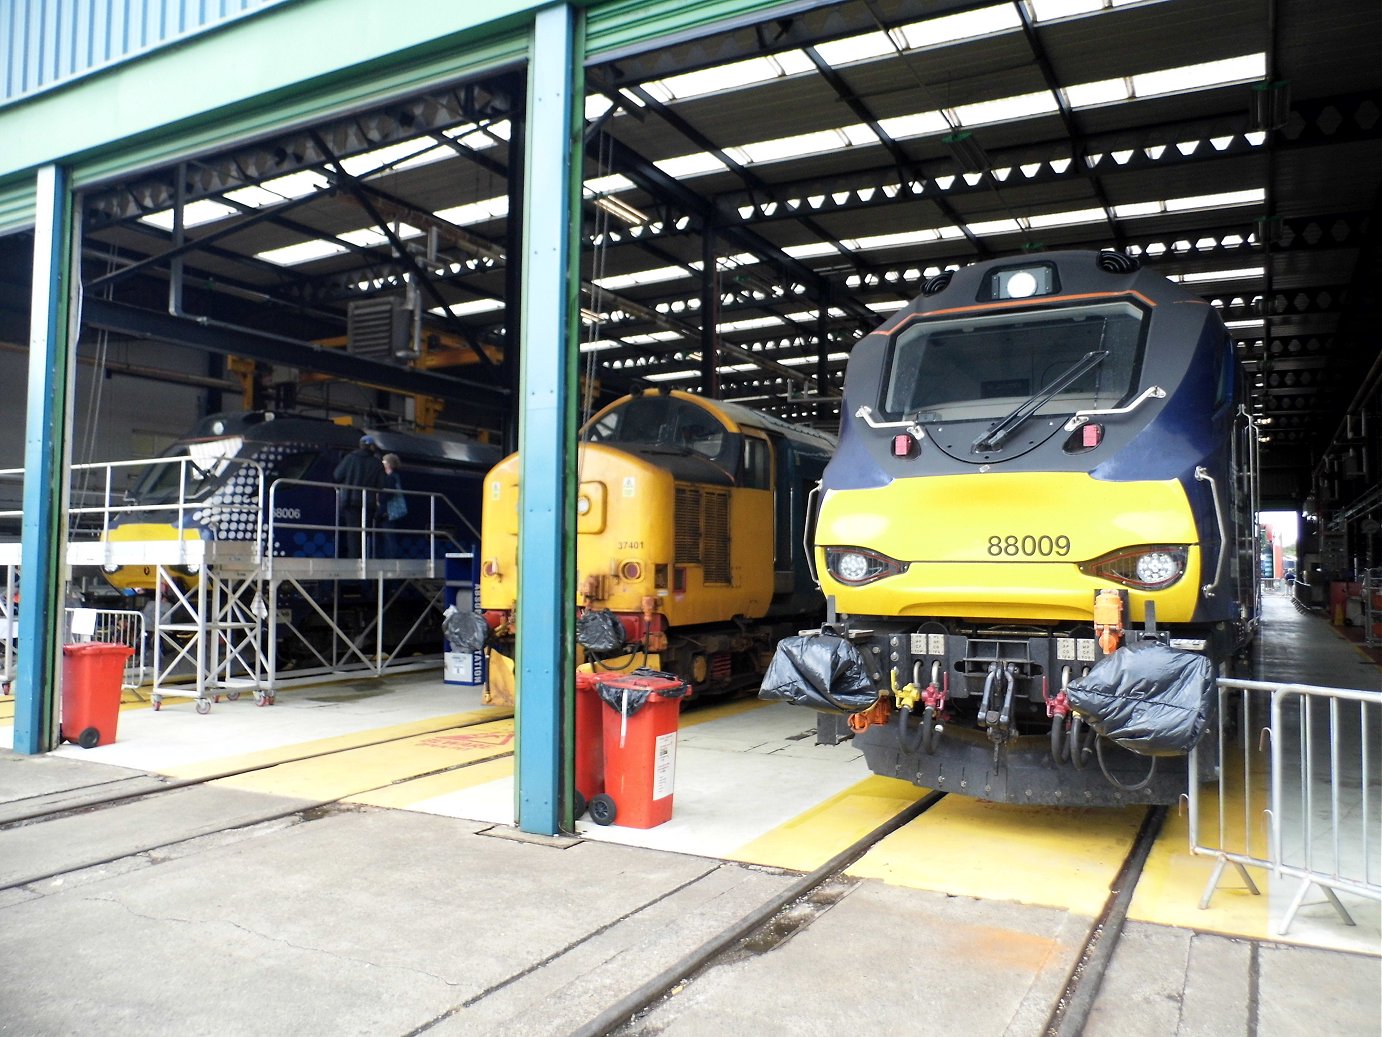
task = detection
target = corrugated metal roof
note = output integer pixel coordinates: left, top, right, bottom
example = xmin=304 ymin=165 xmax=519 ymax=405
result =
xmin=1 ymin=0 xmax=288 ymax=105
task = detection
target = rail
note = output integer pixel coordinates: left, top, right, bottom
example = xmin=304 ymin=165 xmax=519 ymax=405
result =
xmin=0 ymin=455 xmax=265 ymax=571
xmin=1187 ymin=676 xmax=1380 ymax=936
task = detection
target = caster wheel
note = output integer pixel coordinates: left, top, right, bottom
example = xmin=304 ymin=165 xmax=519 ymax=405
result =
xmin=77 ymin=727 xmax=101 ymax=749
xmin=226 ymin=691 xmax=242 ymax=701
xmin=588 ymin=794 xmax=617 ymax=826
xmin=195 ymin=698 xmax=212 ymax=715
xmin=255 ymin=691 xmax=268 ymax=707
xmin=573 ymin=790 xmax=588 ymax=819
xmin=152 ymin=697 xmax=162 ymax=711
xmin=213 ymin=694 xmax=221 ymax=704
xmin=266 ymin=695 xmax=276 ymax=706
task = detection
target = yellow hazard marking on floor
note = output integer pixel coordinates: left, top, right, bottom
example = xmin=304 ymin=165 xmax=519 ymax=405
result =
xmin=1127 ymin=737 xmax=1273 ymax=938
xmin=726 ymin=774 xmax=930 ymax=873
xmin=681 ymin=697 xmax=769 ymax=727
xmin=160 ymin=707 xmax=511 ymax=781
xmin=208 ymin=718 xmax=516 ymax=799
xmin=847 ymin=797 xmax=1146 ymax=916
xmin=1125 ymin=805 xmax=1272 ymax=939
xmin=347 ymin=755 xmax=515 ymax=810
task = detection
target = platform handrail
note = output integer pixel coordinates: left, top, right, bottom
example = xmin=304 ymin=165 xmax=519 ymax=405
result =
xmin=264 ymin=477 xmax=478 ymax=570
xmin=1187 ymin=676 xmax=1380 ymax=936
xmin=0 ymin=455 xmax=266 ymax=568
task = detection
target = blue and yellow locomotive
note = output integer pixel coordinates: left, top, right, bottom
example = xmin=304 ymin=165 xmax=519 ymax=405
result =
xmin=479 ymin=389 xmax=835 ymax=695
xmin=764 ymin=250 xmax=1259 ymax=805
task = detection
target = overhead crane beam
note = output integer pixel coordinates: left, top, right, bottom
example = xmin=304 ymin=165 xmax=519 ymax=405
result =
xmin=81 ymin=297 xmax=510 ymax=415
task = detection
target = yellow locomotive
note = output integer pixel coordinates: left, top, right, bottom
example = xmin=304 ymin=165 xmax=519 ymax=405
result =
xmin=477 ymin=389 xmax=834 ymax=695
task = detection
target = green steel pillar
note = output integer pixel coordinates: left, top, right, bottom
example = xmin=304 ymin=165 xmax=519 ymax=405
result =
xmin=514 ymin=4 xmax=584 ymax=834
xmin=15 ymin=165 xmax=75 ymax=755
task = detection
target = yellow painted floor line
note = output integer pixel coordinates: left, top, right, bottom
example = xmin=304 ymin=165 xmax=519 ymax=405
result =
xmin=1126 ymin=805 xmax=1272 ymax=939
xmin=681 ymin=696 xmax=769 ymax=727
xmin=209 ymin=718 xmax=516 ymax=799
xmin=160 ymin=706 xmax=511 ymax=780
xmin=848 ymin=797 xmax=1146 ymax=917
xmin=348 ymin=755 xmax=515 ymax=810
xmin=726 ymin=774 xmax=930 ymax=873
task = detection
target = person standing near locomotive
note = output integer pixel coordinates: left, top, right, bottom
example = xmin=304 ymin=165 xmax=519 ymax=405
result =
xmin=333 ymin=435 xmax=384 ymax=557
xmin=378 ymin=453 xmax=406 ymax=558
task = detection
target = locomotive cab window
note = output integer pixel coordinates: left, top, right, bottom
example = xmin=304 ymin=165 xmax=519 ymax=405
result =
xmin=584 ymin=394 xmax=737 ymax=472
xmin=880 ymin=300 xmax=1147 ymax=425
xmin=740 ymin=434 xmax=772 ymax=490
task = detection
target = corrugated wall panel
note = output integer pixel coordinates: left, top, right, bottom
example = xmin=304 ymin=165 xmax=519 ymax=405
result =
xmin=1 ymin=0 xmax=289 ymax=105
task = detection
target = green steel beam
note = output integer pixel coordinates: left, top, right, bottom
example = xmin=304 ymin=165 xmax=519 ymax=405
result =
xmin=515 ymin=3 xmax=584 ymax=836
xmin=15 ymin=165 xmax=74 ymax=755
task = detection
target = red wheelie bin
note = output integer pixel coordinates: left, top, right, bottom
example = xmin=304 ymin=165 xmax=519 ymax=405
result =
xmin=589 ymin=669 xmax=689 ymax=828
xmin=61 ymin=642 xmax=134 ymax=748
xmin=574 ymin=671 xmax=606 ymax=817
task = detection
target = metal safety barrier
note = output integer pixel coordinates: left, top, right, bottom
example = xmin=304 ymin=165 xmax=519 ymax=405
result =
xmin=64 ymin=607 xmax=147 ymax=689
xmin=1187 ymin=677 xmax=1380 ymax=936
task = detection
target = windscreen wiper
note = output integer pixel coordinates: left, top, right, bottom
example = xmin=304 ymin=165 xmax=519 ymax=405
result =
xmin=971 ymin=349 xmax=1109 ymax=453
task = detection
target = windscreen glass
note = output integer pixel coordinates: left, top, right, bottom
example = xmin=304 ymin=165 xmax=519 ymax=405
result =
xmin=583 ymin=396 xmax=738 ymax=471
xmin=881 ymin=301 xmax=1146 ymax=423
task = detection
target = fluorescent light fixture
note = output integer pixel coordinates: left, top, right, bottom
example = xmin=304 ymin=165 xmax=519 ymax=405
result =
xmin=256 ymin=239 xmax=348 ymax=266
xmin=139 ymin=199 xmax=238 ymax=230
xmin=1176 ymin=267 xmax=1265 ymax=283
xmin=1225 ymin=319 xmax=1265 ymax=330
xmin=643 ymin=369 xmax=698 ymax=382
xmin=593 ymin=195 xmax=650 ymax=225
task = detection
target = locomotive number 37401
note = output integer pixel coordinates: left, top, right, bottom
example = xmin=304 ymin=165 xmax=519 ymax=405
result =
xmin=987 ymin=534 xmax=1071 ymax=557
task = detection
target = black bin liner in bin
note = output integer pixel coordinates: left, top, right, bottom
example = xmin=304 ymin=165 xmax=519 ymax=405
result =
xmin=1065 ymin=640 xmax=1216 ymax=756
xmin=596 ymin=667 xmax=690 ymax=717
xmin=759 ymin=634 xmax=879 ymax=714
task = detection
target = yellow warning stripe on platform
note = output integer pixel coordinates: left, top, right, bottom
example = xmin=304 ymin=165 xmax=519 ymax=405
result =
xmin=347 ymin=755 xmax=515 ymax=810
xmin=208 ymin=718 xmax=517 ymax=799
xmin=847 ymin=797 xmax=1146 ymax=916
xmin=726 ymin=775 xmax=930 ymax=873
xmin=160 ymin=707 xmax=510 ymax=780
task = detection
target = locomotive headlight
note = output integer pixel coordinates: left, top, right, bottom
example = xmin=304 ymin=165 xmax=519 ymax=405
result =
xmin=1080 ymin=545 xmax=1188 ymax=590
xmin=1135 ymin=552 xmax=1179 ymax=585
xmin=825 ymin=547 xmax=907 ymax=586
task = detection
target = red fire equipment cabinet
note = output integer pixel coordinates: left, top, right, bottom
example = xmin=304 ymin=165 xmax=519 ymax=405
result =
xmin=60 ymin=642 xmax=134 ymax=748
xmin=589 ymin=669 xmax=689 ymax=828
xmin=573 ymin=671 xmax=605 ymax=816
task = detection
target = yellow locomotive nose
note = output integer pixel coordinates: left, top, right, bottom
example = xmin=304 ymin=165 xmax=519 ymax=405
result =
xmin=100 ymin=524 xmax=204 ymax=592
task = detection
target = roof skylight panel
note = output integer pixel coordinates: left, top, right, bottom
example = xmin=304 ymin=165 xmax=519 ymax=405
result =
xmin=783 ymin=242 xmax=844 ymax=260
xmin=894 ymin=5 xmax=1022 ymax=48
xmin=139 ymin=199 xmax=238 ymax=230
xmin=643 ymin=370 xmax=698 ymax=382
xmin=717 ymin=316 xmax=786 ymax=333
xmin=951 ymin=91 xmax=1061 ymax=128
xmin=256 ymin=239 xmax=349 ymax=266
xmin=812 ymin=31 xmax=898 ymax=67
xmin=338 ymin=224 xmax=423 ymax=248
xmin=1131 ymin=54 xmax=1266 ymax=99
xmin=1026 ymin=207 xmax=1107 ymax=229
xmin=593 ymin=265 xmax=693 ymax=291
xmin=654 ymin=152 xmax=728 ymax=179
xmin=429 ymin=299 xmax=505 ymax=318
xmin=433 ymin=196 xmax=510 ymax=227
xmin=1175 ymin=267 xmax=1266 ymax=283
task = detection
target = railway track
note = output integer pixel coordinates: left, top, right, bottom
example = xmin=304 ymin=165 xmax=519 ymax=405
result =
xmin=588 ymin=800 xmax=1167 ymax=1037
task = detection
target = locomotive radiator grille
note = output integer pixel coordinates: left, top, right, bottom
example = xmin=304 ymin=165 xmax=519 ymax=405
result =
xmin=703 ymin=490 xmax=730 ymax=584
xmin=674 ymin=485 xmax=731 ymax=584
xmin=675 ymin=486 xmax=702 ymax=564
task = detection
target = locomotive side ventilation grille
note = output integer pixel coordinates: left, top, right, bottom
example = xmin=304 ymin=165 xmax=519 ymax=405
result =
xmin=674 ymin=486 xmax=731 ymax=584
xmin=702 ymin=490 xmax=730 ymax=583
xmin=675 ymin=487 xmax=702 ymax=565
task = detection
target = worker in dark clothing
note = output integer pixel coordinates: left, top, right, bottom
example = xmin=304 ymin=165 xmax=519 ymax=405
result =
xmin=333 ymin=435 xmax=384 ymax=557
